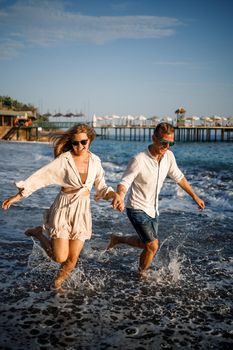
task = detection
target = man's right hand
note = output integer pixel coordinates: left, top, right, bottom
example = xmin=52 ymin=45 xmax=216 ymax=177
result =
xmin=111 ymin=193 xmax=125 ymax=212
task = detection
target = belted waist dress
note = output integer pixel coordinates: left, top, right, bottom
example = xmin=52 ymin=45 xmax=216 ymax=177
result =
xmin=15 ymin=151 xmax=114 ymax=241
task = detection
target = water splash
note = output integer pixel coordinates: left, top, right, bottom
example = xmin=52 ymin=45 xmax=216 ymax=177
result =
xmin=1 ymin=140 xmax=233 ymax=349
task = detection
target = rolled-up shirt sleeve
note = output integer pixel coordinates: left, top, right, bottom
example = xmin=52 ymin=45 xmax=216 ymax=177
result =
xmin=119 ymin=157 xmax=140 ymax=192
xmin=15 ymin=156 xmax=65 ymax=198
xmin=168 ymin=152 xmax=184 ymax=183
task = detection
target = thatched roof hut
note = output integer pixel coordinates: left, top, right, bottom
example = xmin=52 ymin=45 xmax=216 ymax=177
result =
xmin=175 ymin=107 xmax=186 ymax=114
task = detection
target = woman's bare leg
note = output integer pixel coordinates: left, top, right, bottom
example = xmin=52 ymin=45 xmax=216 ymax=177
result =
xmin=53 ymin=239 xmax=84 ymax=289
xmin=25 ymin=226 xmax=53 ymax=258
xmin=25 ymin=231 xmax=84 ymax=288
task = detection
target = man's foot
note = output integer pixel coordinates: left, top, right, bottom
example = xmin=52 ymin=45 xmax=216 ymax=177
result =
xmin=24 ymin=226 xmax=42 ymax=238
xmin=106 ymin=234 xmax=121 ymax=250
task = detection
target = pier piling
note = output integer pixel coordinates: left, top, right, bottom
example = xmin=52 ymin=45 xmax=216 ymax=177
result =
xmin=97 ymin=126 xmax=233 ymax=142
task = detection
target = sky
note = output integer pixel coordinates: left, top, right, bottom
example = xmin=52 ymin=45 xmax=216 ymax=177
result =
xmin=0 ymin=0 xmax=232 ymax=120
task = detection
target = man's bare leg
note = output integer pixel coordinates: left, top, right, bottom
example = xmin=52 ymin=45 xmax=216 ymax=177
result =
xmin=107 ymin=235 xmax=158 ymax=276
xmin=138 ymin=239 xmax=158 ymax=275
xmin=24 ymin=226 xmax=53 ymax=259
xmin=107 ymin=234 xmax=145 ymax=250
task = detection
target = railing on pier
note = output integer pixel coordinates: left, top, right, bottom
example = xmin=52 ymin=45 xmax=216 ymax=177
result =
xmin=35 ymin=122 xmax=80 ymax=129
xmin=1 ymin=124 xmax=232 ymax=142
xmin=96 ymin=126 xmax=233 ymax=142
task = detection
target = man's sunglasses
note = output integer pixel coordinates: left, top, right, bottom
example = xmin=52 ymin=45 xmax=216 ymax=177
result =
xmin=71 ymin=139 xmax=88 ymax=146
xmin=159 ymin=138 xmax=175 ymax=147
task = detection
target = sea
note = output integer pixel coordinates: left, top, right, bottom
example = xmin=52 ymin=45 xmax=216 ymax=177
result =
xmin=0 ymin=139 xmax=232 ymax=350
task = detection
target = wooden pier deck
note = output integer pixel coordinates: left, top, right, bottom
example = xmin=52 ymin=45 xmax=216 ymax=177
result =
xmin=1 ymin=124 xmax=233 ymax=142
xmin=96 ymin=126 xmax=233 ymax=142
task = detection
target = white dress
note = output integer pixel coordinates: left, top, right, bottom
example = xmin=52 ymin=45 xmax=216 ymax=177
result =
xmin=16 ymin=151 xmax=113 ymax=241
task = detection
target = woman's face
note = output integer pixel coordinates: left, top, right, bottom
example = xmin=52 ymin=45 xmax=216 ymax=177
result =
xmin=71 ymin=132 xmax=90 ymax=155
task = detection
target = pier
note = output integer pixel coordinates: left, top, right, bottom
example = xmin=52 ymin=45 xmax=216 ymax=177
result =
xmin=97 ymin=126 xmax=233 ymax=142
xmin=0 ymin=124 xmax=233 ymax=142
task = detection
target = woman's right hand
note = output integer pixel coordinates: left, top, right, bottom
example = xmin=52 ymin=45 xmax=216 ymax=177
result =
xmin=2 ymin=193 xmax=22 ymax=210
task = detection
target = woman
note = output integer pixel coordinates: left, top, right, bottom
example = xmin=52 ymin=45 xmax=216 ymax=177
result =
xmin=2 ymin=124 xmax=122 ymax=289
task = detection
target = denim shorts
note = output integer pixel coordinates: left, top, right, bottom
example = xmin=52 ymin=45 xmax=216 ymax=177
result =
xmin=126 ymin=208 xmax=158 ymax=244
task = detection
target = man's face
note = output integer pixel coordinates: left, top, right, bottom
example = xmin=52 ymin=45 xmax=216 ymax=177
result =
xmin=153 ymin=133 xmax=175 ymax=155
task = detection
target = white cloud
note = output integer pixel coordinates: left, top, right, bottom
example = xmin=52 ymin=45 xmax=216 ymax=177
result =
xmin=0 ymin=0 xmax=183 ymax=58
xmin=0 ymin=40 xmax=25 ymax=59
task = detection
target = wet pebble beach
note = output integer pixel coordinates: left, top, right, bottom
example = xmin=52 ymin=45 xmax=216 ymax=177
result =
xmin=0 ymin=140 xmax=233 ymax=349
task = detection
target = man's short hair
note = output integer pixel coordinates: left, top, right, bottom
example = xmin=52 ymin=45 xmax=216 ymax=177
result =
xmin=154 ymin=122 xmax=174 ymax=138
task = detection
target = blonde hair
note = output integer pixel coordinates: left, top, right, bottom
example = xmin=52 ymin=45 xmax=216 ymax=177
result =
xmin=50 ymin=123 xmax=96 ymax=158
xmin=153 ymin=122 xmax=174 ymax=138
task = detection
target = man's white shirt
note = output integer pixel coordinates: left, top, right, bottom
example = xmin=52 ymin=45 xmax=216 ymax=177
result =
xmin=120 ymin=148 xmax=184 ymax=218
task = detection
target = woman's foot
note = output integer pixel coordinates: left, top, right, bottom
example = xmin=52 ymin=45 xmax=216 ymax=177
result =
xmin=53 ymin=276 xmax=65 ymax=290
xmin=138 ymin=268 xmax=147 ymax=280
xmin=24 ymin=226 xmax=43 ymax=238
xmin=25 ymin=226 xmax=53 ymax=259
xmin=53 ymin=270 xmax=70 ymax=289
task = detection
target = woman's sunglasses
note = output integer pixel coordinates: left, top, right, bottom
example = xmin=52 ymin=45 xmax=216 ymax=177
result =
xmin=159 ymin=138 xmax=175 ymax=148
xmin=71 ymin=139 xmax=88 ymax=146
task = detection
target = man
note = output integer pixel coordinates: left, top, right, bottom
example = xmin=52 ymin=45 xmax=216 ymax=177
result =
xmin=107 ymin=122 xmax=205 ymax=276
